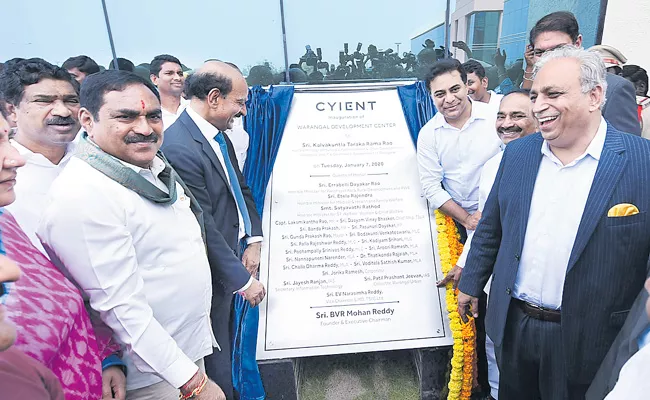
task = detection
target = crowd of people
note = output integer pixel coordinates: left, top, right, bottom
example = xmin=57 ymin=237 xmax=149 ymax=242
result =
xmin=421 ymin=11 xmax=650 ymax=400
xmin=0 ymin=8 xmax=648 ymax=400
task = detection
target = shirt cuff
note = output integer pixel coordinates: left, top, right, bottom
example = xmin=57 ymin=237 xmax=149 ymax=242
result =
xmin=430 ymin=191 xmax=453 ymax=210
xmin=159 ymin=355 xmax=199 ymax=389
xmin=235 ymin=277 xmax=253 ymax=294
xmin=246 ymin=236 xmax=263 ymax=245
xmin=102 ymin=354 xmax=127 ymax=376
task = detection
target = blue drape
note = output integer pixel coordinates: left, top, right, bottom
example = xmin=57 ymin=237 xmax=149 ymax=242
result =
xmin=396 ymin=81 xmax=436 ymax=144
xmin=232 ymin=85 xmax=294 ymax=400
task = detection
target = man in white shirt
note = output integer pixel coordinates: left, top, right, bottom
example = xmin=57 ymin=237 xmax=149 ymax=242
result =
xmin=463 ymin=59 xmax=503 ymax=114
xmin=458 ymin=46 xmax=650 ymax=399
xmin=0 ymin=58 xmax=80 ymax=255
xmin=417 ymin=58 xmax=501 ymax=235
xmin=448 ymin=90 xmax=537 ymax=400
xmin=161 ymin=61 xmax=265 ymax=399
xmin=37 ymin=70 xmax=225 ymax=400
xmin=150 ymin=54 xmax=189 ymax=129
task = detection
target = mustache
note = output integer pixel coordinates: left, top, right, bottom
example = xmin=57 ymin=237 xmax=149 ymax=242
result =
xmin=124 ymin=133 xmax=160 ymax=144
xmin=46 ymin=116 xmax=76 ymax=126
xmin=497 ymin=126 xmax=523 ymax=134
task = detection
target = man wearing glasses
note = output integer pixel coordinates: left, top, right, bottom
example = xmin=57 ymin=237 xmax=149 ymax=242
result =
xmin=521 ymin=11 xmax=641 ymax=136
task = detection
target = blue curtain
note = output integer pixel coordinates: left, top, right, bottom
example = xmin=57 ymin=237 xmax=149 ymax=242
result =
xmin=396 ymin=81 xmax=436 ymax=144
xmin=232 ymin=85 xmax=294 ymax=400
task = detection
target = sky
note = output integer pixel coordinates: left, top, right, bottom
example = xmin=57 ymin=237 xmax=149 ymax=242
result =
xmin=2 ymin=0 xmax=455 ymax=73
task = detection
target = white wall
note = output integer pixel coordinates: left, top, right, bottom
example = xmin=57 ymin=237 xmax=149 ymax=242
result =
xmin=602 ymin=1 xmax=650 ymax=71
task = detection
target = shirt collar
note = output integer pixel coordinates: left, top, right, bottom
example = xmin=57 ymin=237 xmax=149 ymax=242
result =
xmin=541 ymin=117 xmax=608 ymax=166
xmin=431 ymin=98 xmax=489 ymax=130
xmin=118 ymin=156 xmax=167 ymax=177
xmin=186 ymin=105 xmax=221 ymax=141
xmin=11 ymin=139 xmax=76 ymax=166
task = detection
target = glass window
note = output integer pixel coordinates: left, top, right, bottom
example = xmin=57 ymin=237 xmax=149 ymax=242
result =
xmin=104 ymin=0 xmax=286 ymax=85
xmin=2 ymin=0 xmax=114 ymax=68
xmin=466 ymin=11 xmax=501 ymax=64
xmin=282 ymin=0 xmax=450 ymax=82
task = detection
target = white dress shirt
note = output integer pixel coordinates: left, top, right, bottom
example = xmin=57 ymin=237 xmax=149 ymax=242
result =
xmin=225 ymin=117 xmax=250 ymax=171
xmin=37 ymin=155 xmax=215 ymax=391
xmin=6 ymin=140 xmax=76 ymax=255
xmin=487 ymin=91 xmax=504 ymax=115
xmin=514 ymin=118 xmax=607 ymax=309
xmin=456 ymin=150 xmax=503 ymax=270
xmin=162 ymin=98 xmax=189 ymax=130
xmin=186 ymin=106 xmax=261 ymax=246
xmin=604 ymin=344 xmax=650 ymax=399
xmin=417 ymin=99 xmax=501 ymax=213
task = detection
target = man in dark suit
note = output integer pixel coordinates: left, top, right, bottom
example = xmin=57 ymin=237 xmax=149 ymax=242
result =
xmin=458 ymin=46 xmax=650 ymax=399
xmin=161 ymin=61 xmax=266 ymax=400
xmin=521 ymin=11 xmax=641 ymax=136
xmin=586 ymin=278 xmax=650 ymax=399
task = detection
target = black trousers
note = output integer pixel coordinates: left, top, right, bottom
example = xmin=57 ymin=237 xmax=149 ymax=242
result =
xmin=495 ymin=303 xmax=590 ymax=400
xmin=204 ymin=289 xmax=235 ymax=400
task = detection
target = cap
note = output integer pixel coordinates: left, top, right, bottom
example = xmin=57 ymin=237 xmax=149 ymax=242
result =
xmin=589 ymin=45 xmax=627 ymax=69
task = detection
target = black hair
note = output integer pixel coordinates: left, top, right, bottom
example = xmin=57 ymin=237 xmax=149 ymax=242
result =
xmin=462 ymin=59 xmax=486 ymax=80
xmin=80 ymin=70 xmax=160 ymax=120
xmin=108 ymin=57 xmax=135 ymax=72
xmin=62 ymin=55 xmax=100 ymax=76
xmin=530 ymin=11 xmax=580 ymax=47
xmin=184 ymin=71 xmax=233 ymax=100
xmin=0 ymin=57 xmax=79 ymax=106
xmin=424 ymin=58 xmax=467 ymax=92
xmin=622 ymin=65 xmax=648 ymax=96
xmin=149 ymin=54 xmax=182 ymax=77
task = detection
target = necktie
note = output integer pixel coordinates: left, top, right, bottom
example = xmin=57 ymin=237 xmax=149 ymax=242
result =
xmin=214 ymin=132 xmax=252 ymax=236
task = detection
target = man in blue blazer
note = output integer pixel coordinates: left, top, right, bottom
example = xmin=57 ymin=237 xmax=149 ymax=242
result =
xmin=161 ymin=61 xmax=266 ymax=399
xmin=458 ymin=46 xmax=650 ymax=399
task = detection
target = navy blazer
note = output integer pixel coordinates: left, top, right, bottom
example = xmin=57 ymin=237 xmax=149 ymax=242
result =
xmin=603 ymin=74 xmax=642 ymax=136
xmin=161 ymin=110 xmax=262 ymax=294
xmin=458 ymin=124 xmax=650 ymax=384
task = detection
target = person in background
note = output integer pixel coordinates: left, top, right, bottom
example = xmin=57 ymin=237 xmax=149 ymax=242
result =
xmin=462 ymin=59 xmax=503 ymax=113
xmin=622 ymin=65 xmax=650 ymax=139
xmin=589 ymin=45 xmax=627 ymax=76
xmin=38 ymin=70 xmax=224 ymax=400
xmin=0 ymin=109 xmax=123 ymax=399
xmin=522 ymin=11 xmax=641 ymax=136
xmin=62 ymin=55 xmax=100 ymax=84
xmin=458 ymin=46 xmax=650 ymax=399
xmin=441 ymin=89 xmax=537 ymax=400
xmin=162 ymin=61 xmax=266 ymax=399
xmin=149 ymin=54 xmax=188 ymax=129
xmin=108 ymin=57 xmax=135 ymax=72
xmin=0 ymin=58 xmax=80 ymax=254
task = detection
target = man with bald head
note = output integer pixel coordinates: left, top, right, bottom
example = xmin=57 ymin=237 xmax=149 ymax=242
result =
xmin=161 ymin=61 xmax=265 ymax=398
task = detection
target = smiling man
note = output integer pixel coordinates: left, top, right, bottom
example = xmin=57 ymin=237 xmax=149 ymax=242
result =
xmin=0 ymin=58 xmax=80 ymax=254
xmin=149 ymin=54 xmax=188 ymax=129
xmin=458 ymin=46 xmax=650 ymax=399
xmin=37 ymin=70 xmax=225 ymax=400
xmin=462 ymin=59 xmax=503 ymax=114
xmin=417 ymin=58 xmax=501 ymax=235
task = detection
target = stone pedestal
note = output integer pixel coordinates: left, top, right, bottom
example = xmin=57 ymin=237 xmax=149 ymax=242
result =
xmin=258 ymin=358 xmax=299 ymax=400
xmin=412 ymin=347 xmax=451 ymax=400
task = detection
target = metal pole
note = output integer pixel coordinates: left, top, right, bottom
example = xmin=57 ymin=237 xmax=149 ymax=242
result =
xmin=101 ymin=0 xmax=119 ymax=70
xmin=279 ymin=0 xmax=291 ymax=83
xmin=444 ymin=0 xmax=451 ymax=58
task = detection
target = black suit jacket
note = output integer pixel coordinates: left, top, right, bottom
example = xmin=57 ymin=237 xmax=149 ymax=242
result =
xmin=161 ymin=110 xmax=262 ymax=294
xmin=604 ymin=73 xmax=642 ymax=136
xmin=586 ymin=287 xmax=650 ymax=399
xmin=458 ymin=125 xmax=650 ymax=385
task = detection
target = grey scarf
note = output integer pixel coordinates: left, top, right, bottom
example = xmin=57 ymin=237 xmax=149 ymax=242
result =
xmin=75 ymin=132 xmax=206 ymax=241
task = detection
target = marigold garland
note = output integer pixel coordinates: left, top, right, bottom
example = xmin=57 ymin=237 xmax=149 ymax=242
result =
xmin=435 ymin=210 xmax=477 ymax=400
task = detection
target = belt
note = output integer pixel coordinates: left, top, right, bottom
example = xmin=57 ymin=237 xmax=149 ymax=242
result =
xmin=513 ymin=299 xmax=561 ymax=323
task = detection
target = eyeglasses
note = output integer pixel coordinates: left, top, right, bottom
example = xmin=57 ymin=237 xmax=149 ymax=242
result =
xmin=0 ymin=282 xmax=10 ymax=305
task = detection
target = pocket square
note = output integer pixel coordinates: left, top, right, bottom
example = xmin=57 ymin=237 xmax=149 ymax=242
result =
xmin=607 ymin=203 xmax=640 ymax=217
